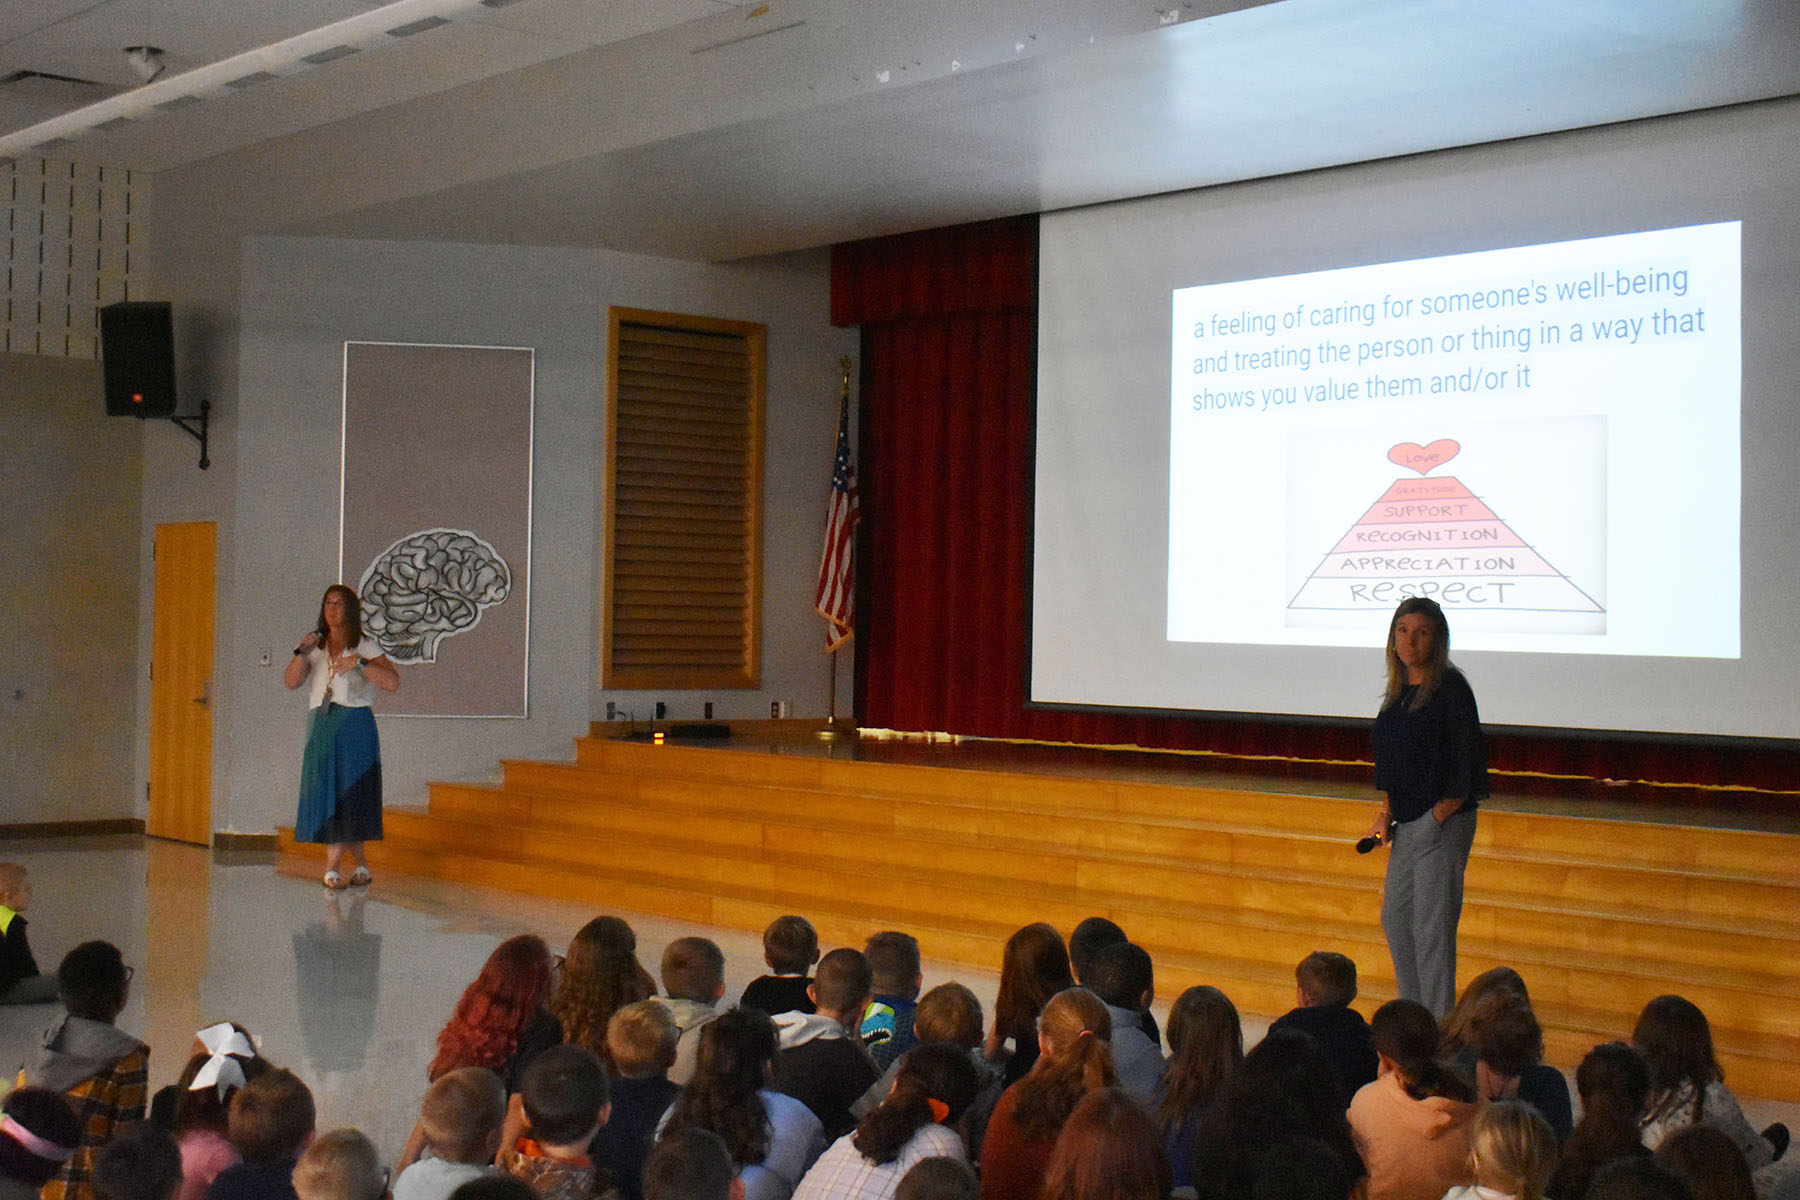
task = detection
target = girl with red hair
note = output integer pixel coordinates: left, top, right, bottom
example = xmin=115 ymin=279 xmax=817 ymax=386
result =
xmin=429 ymin=934 xmax=562 ymax=1092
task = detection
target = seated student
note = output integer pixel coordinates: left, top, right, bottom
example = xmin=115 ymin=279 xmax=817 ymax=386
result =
xmin=93 ymin=1125 xmax=183 ymax=1200
xmin=1041 ymin=1088 xmax=1170 ymax=1200
xmin=1266 ymin=951 xmax=1378 ymax=1108
xmin=981 ymin=988 xmax=1118 ymax=1200
xmin=1656 ymin=1127 xmax=1758 ymax=1200
xmin=1065 ymin=920 xmax=1126 ymax=991
xmin=853 ymin=984 xmax=991 ymax=1125
xmin=742 ymin=919 xmax=820 ymax=1019
xmin=1067 ymin=919 xmax=1157 ymax=1048
xmin=1442 ymin=1101 xmax=1558 ymax=1200
xmin=894 ymin=1159 xmax=978 ymax=1200
xmin=644 ymin=1129 xmax=741 ymax=1200
xmin=859 ymin=934 xmax=922 ymax=1073
xmin=986 ymin=926 xmax=1075 ymax=1089
xmin=24 ymin=941 xmax=150 ymax=1200
xmin=1475 ymin=1006 xmax=1573 ymax=1140
xmin=663 ymin=938 xmax=729 ymax=1088
xmin=1634 ymin=996 xmax=1786 ymax=1179
xmin=774 ymin=950 xmax=881 ymax=1141
xmin=499 ymin=1045 xmax=611 ymax=1199
xmin=591 ymin=1001 xmax=681 ymax=1200
xmin=394 ymin=1069 xmax=507 ymax=1200
xmin=168 ymin=1025 xmax=272 ymax=1200
xmin=791 ymin=1044 xmax=982 ymax=1200
xmin=1346 ymin=999 xmax=1476 ymax=1200
xmin=1082 ymin=944 xmax=1165 ymax=1105
xmin=1189 ymin=1026 xmax=1365 ymax=1200
xmin=0 ymin=1086 xmax=84 ymax=1198
xmin=1153 ymin=985 xmax=1242 ymax=1195
xmin=660 ymin=1009 xmax=827 ymax=1200
xmin=293 ymin=1131 xmax=386 ymax=1200
xmin=1550 ymin=1043 xmax=1655 ymax=1200
xmin=0 ymin=863 xmax=58 ymax=1005
xmin=207 ymin=1068 xmax=317 ymax=1200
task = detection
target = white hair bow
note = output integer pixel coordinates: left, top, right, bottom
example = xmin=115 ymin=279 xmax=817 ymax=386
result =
xmin=190 ymin=1022 xmax=257 ymax=1099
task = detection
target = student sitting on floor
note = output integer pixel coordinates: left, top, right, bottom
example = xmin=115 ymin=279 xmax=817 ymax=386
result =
xmin=643 ymin=1129 xmax=740 ymax=1200
xmin=1442 ymin=1101 xmax=1558 ymax=1200
xmin=0 ymin=1086 xmax=84 ymax=1198
xmin=859 ymin=933 xmax=922 ymax=1073
xmin=1266 ymin=951 xmax=1378 ymax=1108
xmin=168 ymin=1024 xmax=271 ymax=1200
xmin=1082 ymin=943 xmax=1165 ymax=1105
xmin=294 ymin=1131 xmax=387 ymax=1200
xmin=500 ymin=1046 xmax=611 ymax=1200
xmin=791 ymin=1044 xmax=982 ymax=1200
xmin=660 ymin=1009 xmax=827 ymax=1200
xmin=1067 ymin=919 xmax=1157 ymax=1049
xmin=93 ymin=1124 xmax=183 ymax=1200
xmin=741 ymin=918 xmax=820 ymax=1019
xmin=1474 ymin=1005 xmax=1572 ymax=1140
xmin=591 ymin=1002 xmax=680 ymax=1200
xmin=662 ymin=938 xmax=729 ymax=1088
xmin=774 ymin=950 xmax=881 ymax=1142
xmin=24 ymin=941 xmax=150 ymax=1200
xmin=394 ymin=1069 xmax=506 ymax=1200
xmin=1346 ymin=999 xmax=1476 ymax=1200
xmin=0 ymin=863 xmax=58 ymax=1006
xmin=1549 ymin=1042 xmax=1654 ymax=1200
xmin=207 ymin=1068 xmax=316 ymax=1200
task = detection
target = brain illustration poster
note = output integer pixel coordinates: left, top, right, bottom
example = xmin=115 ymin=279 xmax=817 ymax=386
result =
xmin=341 ymin=342 xmax=533 ymax=718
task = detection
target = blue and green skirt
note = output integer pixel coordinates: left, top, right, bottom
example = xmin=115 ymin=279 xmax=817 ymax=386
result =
xmin=295 ymin=704 xmax=383 ymax=844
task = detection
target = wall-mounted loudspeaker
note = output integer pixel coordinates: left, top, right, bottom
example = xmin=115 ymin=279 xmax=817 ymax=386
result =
xmin=101 ymin=301 xmax=176 ymax=418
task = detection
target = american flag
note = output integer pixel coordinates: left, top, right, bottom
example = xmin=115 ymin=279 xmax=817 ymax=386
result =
xmin=814 ymin=386 xmax=860 ymax=651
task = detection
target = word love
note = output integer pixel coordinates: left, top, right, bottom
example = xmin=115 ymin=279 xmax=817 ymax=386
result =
xmin=1387 ymin=439 xmax=1460 ymax=476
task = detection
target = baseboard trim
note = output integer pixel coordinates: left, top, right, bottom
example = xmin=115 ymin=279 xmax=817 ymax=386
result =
xmin=0 ymin=819 xmax=145 ymax=839
xmin=211 ymin=832 xmax=279 ymax=852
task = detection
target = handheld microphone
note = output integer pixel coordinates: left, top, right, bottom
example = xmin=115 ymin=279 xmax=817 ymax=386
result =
xmin=1355 ymin=822 xmax=1396 ymax=854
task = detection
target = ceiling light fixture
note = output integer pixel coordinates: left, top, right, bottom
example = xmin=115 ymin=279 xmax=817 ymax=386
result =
xmin=124 ymin=46 xmax=166 ymax=84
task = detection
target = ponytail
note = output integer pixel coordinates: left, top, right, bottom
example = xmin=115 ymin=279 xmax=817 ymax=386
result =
xmin=1010 ymin=990 xmax=1117 ymax=1141
xmin=852 ymin=1044 xmax=981 ymax=1165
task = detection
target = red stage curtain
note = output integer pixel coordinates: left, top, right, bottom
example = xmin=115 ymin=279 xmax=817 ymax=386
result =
xmin=834 ymin=218 xmax=1799 ymax=805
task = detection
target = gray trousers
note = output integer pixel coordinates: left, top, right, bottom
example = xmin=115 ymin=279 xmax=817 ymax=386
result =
xmin=1381 ymin=807 xmax=1477 ymax=1018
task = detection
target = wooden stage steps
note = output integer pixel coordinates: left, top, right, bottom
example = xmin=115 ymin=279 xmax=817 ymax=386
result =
xmin=277 ymin=729 xmax=1800 ymax=1099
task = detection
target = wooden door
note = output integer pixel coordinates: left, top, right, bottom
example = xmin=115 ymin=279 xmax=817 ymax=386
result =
xmin=148 ymin=522 xmax=215 ymax=844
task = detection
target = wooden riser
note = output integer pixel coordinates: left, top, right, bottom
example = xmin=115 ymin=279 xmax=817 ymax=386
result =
xmin=325 ymin=805 xmax=1798 ymax=1027
xmin=276 ymin=737 xmax=1800 ymax=1100
xmin=462 ymin=771 xmax=1800 ymax=933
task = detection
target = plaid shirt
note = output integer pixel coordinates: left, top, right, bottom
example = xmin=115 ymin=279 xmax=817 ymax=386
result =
xmin=41 ymin=1044 xmax=149 ymax=1200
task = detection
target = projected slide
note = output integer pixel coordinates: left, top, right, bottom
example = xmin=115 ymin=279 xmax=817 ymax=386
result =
xmin=1167 ymin=222 xmax=1739 ymax=658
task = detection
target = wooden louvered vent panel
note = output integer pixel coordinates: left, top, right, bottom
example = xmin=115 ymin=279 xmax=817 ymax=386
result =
xmin=603 ymin=308 xmax=764 ymax=689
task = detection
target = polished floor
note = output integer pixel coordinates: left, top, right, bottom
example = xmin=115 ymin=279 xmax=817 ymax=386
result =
xmin=0 ymin=835 xmax=1790 ymax=1168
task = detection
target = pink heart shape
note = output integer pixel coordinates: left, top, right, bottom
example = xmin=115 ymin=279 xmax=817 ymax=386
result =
xmin=1388 ymin=439 xmax=1460 ymax=476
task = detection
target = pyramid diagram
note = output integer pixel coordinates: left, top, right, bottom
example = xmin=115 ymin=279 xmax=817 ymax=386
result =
xmin=1288 ymin=440 xmax=1604 ymax=616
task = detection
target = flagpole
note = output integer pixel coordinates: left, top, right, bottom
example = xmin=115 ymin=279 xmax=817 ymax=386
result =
xmin=818 ymin=355 xmax=853 ymax=742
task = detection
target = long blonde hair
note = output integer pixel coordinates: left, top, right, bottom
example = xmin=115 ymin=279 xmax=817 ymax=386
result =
xmin=1382 ymin=596 xmax=1451 ymax=711
xmin=1470 ymin=1101 xmax=1558 ymax=1200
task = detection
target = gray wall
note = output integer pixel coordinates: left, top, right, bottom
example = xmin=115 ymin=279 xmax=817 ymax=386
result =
xmin=0 ymin=353 xmax=142 ymax=822
xmin=215 ymin=235 xmax=853 ymax=835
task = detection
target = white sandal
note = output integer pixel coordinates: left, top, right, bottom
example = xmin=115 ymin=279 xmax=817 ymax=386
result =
xmin=322 ymin=870 xmax=346 ymax=889
xmin=348 ymin=866 xmax=372 ymax=887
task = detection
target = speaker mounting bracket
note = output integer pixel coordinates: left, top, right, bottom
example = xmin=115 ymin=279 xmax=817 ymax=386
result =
xmin=169 ymin=398 xmax=210 ymax=469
